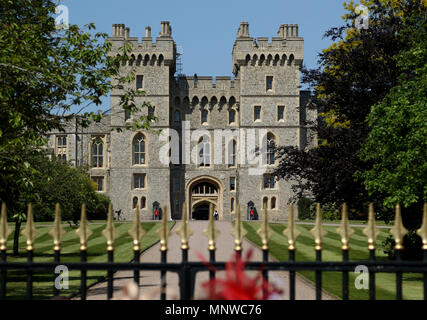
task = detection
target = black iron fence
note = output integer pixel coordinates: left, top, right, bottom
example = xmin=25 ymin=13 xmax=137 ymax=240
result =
xmin=0 ymin=201 xmax=426 ymax=300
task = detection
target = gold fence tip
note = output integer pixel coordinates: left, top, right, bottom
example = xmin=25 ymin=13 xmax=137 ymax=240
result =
xmin=231 ymin=204 xmax=247 ymax=252
xmin=176 ymin=202 xmax=193 ymax=250
xmin=283 ymin=204 xmax=300 ymax=251
xmin=390 ymin=203 xmax=408 ymax=251
xmin=22 ymin=203 xmax=39 ymax=252
xmin=310 ymin=203 xmax=327 ymax=251
xmin=102 ymin=203 xmax=117 ymax=251
xmin=416 ymin=203 xmax=427 ymax=250
xmin=362 ymin=203 xmax=379 ymax=250
xmin=76 ymin=203 xmax=92 ymax=251
xmin=157 ymin=206 xmax=171 ymax=252
xmin=0 ymin=202 xmax=11 ymax=251
xmin=129 ymin=206 xmax=146 ymax=252
xmin=257 ymin=201 xmax=272 ymax=250
xmin=49 ymin=203 xmax=66 ymax=251
xmin=203 ymin=203 xmax=220 ymax=251
xmin=336 ymin=203 xmax=354 ymax=251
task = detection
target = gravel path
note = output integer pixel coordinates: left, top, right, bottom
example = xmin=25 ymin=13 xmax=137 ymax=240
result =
xmin=82 ymin=221 xmax=338 ymax=300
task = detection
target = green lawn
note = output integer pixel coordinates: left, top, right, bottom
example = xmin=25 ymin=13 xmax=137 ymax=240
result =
xmin=243 ymin=221 xmax=424 ymax=300
xmin=3 ymin=221 xmax=175 ymax=300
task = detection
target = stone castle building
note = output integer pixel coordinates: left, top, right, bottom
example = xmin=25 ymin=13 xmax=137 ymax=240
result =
xmin=47 ymin=21 xmax=316 ymax=221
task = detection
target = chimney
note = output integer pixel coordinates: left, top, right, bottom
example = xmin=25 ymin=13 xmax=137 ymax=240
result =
xmin=125 ymin=27 xmax=130 ymax=39
xmin=237 ymin=22 xmax=250 ymax=38
xmin=145 ymin=26 xmax=151 ymax=38
xmin=160 ymin=21 xmax=172 ymax=37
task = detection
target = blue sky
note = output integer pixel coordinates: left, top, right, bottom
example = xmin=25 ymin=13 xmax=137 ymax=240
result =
xmin=59 ymin=0 xmax=349 ymax=110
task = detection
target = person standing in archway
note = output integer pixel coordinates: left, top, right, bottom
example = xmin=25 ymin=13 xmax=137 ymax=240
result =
xmin=213 ymin=209 xmax=219 ymax=220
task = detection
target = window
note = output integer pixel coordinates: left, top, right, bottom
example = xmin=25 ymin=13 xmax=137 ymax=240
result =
xmin=230 ymin=177 xmax=236 ymax=191
xmin=141 ymin=197 xmax=146 ymax=209
xmin=133 ymin=197 xmax=138 ymax=209
xmin=264 ymin=175 xmax=275 ymax=189
xmin=133 ymin=174 xmax=146 ymax=189
xmin=148 ymin=106 xmax=155 ymax=118
xmin=271 ymin=197 xmax=276 ymax=209
xmin=228 ymin=140 xmax=237 ymax=167
xmin=201 ymin=109 xmax=208 ymax=124
xmin=91 ymin=176 xmax=104 ymax=192
xmin=125 ymin=109 xmax=131 ymax=121
xmin=174 ymin=110 xmax=181 ymax=124
xmin=133 ymin=134 xmax=146 ymax=165
xmin=278 ymin=106 xmax=285 ymax=121
xmin=254 ymin=106 xmax=261 ymax=121
xmin=198 ymin=136 xmax=211 ymax=167
xmin=174 ymin=177 xmax=180 ymax=191
xmin=266 ymin=133 xmax=275 ymax=165
xmin=231 ymin=198 xmax=235 ymax=213
xmin=229 ymin=109 xmax=236 ymax=124
xmin=263 ymin=197 xmax=268 ymax=209
xmin=266 ymin=76 xmax=273 ymax=91
xmin=136 ymin=75 xmax=143 ymax=90
xmin=92 ymin=137 xmax=104 ymax=168
xmin=56 ymin=136 xmax=67 ymax=161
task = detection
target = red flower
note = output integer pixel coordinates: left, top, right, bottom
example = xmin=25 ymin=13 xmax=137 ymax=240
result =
xmin=198 ymin=249 xmax=282 ymax=300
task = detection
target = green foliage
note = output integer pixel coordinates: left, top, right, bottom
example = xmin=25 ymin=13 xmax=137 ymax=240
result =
xmin=381 ymin=231 xmax=423 ymax=261
xmin=296 ymin=198 xmax=314 ymax=220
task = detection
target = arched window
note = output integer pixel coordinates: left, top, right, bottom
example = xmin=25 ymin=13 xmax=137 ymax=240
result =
xmin=92 ymin=137 xmax=104 ymax=168
xmin=266 ymin=133 xmax=276 ymax=165
xmin=174 ymin=110 xmax=181 ymax=123
xmin=141 ymin=197 xmax=146 ymax=209
xmin=201 ymin=109 xmax=208 ymax=124
xmin=231 ymin=198 xmax=235 ymax=213
xmin=271 ymin=197 xmax=276 ymax=210
xmin=228 ymin=140 xmax=237 ymax=167
xmin=133 ymin=134 xmax=146 ymax=165
xmin=198 ymin=136 xmax=210 ymax=167
xmin=132 ymin=197 xmax=138 ymax=209
xmin=263 ymin=197 xmax=268 ymax=210
xmin=229 ymin=109 xmax=236 ymax=124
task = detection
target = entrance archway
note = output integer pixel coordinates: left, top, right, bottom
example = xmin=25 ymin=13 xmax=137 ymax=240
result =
xmin=186 ymin=176 xmax=223 ymax=220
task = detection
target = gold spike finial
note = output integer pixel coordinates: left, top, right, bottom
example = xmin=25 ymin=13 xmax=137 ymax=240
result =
xmin=336 ymin=203 xmax=354 ymax=251
xmin=203 ymin=203 xmax=220 ymax=251
xmin=0 ymin=203 xmax=12 ymax=251
xmin=257 ymin=201 xmax=272 ymax=250
xmin=416 ymin=203 xmax=427 ymax=250
xmin=310 ymin=203 xmax=327 ymax=251
xmin=390 ymin=203 xmax=408 ymax=251
xmin=49 ymin=203 xmax=66 ymax=251
xmin=363 ymin=203 xmax=380 ymax=250
xmin=176 ymin=202 xmax=193 ymax=250
xmin=76 ymin=203 xmax=92 ymax=251
xmin=156 ymin=206 xmax=171 ymax=252
xmin=22 ymin=203 xmax=39 ymax=251
xmin=283 ymin=204 xmax=300 ymax=251
xmin=231 ymin=204 xmax=247 ymax=252
xmin=128 ymin=206 xmax=146 ymax=251
xmin=102 ymin=203 xmax=117 ymax=251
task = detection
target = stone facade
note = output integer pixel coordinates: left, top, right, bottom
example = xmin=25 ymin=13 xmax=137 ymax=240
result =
xmin=46 ymin=21 xmax=316 ymax=221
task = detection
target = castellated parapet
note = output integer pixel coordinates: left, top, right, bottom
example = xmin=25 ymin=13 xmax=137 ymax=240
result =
xmin=47 ymin=21 xmax=316 ymax=222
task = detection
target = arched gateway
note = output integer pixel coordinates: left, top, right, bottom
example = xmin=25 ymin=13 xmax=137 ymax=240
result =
xmin=186 ymin=176 xmax=223 ymax=220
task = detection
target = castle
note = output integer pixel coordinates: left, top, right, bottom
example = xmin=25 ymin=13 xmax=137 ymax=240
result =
xmin=47 ymin=21 xmax=316 ymax=221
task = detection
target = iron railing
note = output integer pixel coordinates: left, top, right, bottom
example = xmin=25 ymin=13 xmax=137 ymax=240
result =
xmin=0 ymin=201 xmax=426 ymax=300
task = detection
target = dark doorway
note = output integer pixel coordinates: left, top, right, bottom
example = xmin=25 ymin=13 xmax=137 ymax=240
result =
xmin=192 ymin=203 xmax=210 ymax=220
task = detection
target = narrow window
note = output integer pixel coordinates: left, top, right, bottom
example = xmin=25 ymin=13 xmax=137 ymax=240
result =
xmin=254 ymin=106 xmax=261 ymax=121
xmin=141 ymin=197 xmax=146 ymax=209
xmin=91 ymin=177 xmax=104 ymax=191
xmin=229 ymin=109 xmax=236 ymax=124
xmin=231 ymin=198 xmax=235 ymax=213
xmin=92 ymin=137 xmax=104 ymax=168
xmin=133 ymin=197 xmax=138 ymax=209
xmin=230 ymin=177 xmax=236 ymax=191
xmin=201 ymin=109 xmax=208 ymax=124
xmin=264 ymin=175 xmax=275 ymax=189
xmin=133 ymin=134 xmax=146 ymax=165
xmin=198 ymin=136 xmax=211 ymax=167
xmin=278 ymin=106 xmax=285 ymax=121
xmin=271 ymin=197 xmax=276 ymax=209
xmin=125 ymin=109 xmax=131 ymax=121
xmin=266 ymin=133 xmax=275 ymax=165
xmin=228 ymin=140 xmax=237 ymax=167
xmin=136 ymin=75 xmax=143 ymax=90
xmin=133 ymin=174 xmax=146 ymax=189
xmin=148 ymin=106 xmax=155 ymax=118
xmin=266 ymin=76 xmax=273 ymax=91
xmin=174 ymin=110 xmax=181 ymax=123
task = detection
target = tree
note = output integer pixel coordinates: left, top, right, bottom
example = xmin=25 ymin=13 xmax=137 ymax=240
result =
xmin=0 ymin=0 xmax=153 ymax=217
xmin=359 ymin=10 xmax=427 ymax=228
xmin=274 ymin=0 xmax=426 ymax=217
